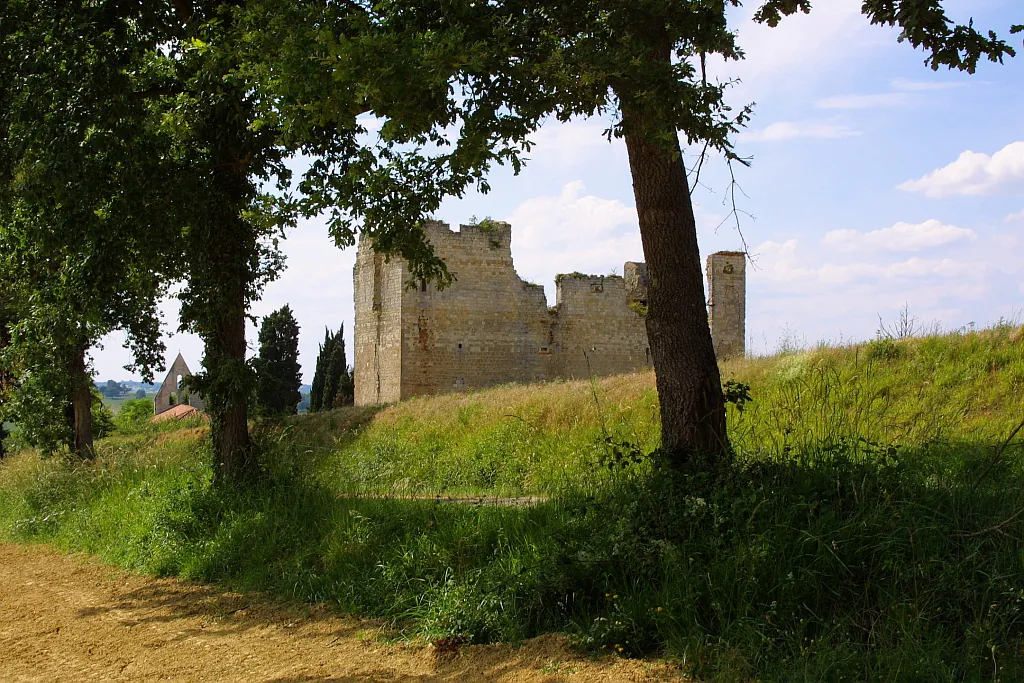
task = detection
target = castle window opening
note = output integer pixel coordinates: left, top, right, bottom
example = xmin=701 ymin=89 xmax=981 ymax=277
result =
xmin=419 ymin=278 xmax=427 ymax=292
xmin=591 ymin=283 xmax=603 ymax=293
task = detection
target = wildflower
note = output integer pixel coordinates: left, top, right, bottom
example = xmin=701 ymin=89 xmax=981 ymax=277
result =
xmin=613 ymin=594 xmax=618 ymax=599
xmin=657 ymin=607 xmax=663 ymax=612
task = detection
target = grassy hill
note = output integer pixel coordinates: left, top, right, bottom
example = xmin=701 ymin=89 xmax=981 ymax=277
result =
xmin=3 ymin=325 xmax=1024 ymax=680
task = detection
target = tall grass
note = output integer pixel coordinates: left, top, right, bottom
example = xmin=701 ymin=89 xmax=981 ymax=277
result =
xmin=2 ymin=325 xmax=1024 ymax=680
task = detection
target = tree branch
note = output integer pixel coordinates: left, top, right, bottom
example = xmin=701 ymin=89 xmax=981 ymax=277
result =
xmin=169 ymin=0 xmax=193 ymax=24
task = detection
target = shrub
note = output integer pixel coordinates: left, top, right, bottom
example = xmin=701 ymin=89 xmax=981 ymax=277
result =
xmin=91 ymin=390 xmax=116 ymax=438
xmin=114 ymin=398 xmax=155 ymax=433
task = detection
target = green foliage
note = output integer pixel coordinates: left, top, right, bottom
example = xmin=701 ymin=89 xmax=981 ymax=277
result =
xmin=3 ymin=359 xmax=72 ymax=455
xmin=627 ymin=301 xmax=648 ymax=317
xmin=310 ymin=326 xmax=353 ymax=412
xmin=114 ymin=398 xmax=155 ymax=434
xmin=254 ymin=305 xmax=302 ymax=417
xmin=865 ymin=336 xmax=903 ymax=362
xmin=2 ymin=0 xmax=298 ymax=475
xmin=0 ymin=1 xmax=186 ymax=456
xmin=90 ymin=389 xmax=116 ymax=440
xmin=467 ymin=215 xmax=503 ymax=249
xmin=721 ymin=380 xmax=752 ymax=413
xmin=135 ymin=389 xmax=147 ymax=400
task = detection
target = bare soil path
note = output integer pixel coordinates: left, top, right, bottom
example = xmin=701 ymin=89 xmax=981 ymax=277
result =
xmin=0 ymin=544 xmax=683 ymax=682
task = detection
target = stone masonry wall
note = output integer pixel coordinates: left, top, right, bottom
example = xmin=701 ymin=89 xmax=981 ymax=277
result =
xmin=553 ymin=274 xmax=649 ymax=380
xmin=706 ymin=251 xmax=746 ymax=359
xmin=353 ymin=220 xmax=746 ymax=405
xmin=353 ymin=245 xmax=406 ymax=405
xmin=397 ymin=221 xmax=553 ymax=399
xmin=153 ymin=353 xmax=204 ymax=415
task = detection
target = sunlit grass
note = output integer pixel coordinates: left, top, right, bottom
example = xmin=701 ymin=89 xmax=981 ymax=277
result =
xmin=3 ymin=324 xmax=1024 ymax=680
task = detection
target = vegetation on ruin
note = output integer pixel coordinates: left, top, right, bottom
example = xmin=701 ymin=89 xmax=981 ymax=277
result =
xmin=3 ymin=325 xmax=1024 ymax=680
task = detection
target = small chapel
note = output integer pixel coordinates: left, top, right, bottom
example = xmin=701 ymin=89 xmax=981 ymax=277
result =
xmin=153 ymin=352 xmax=205 ymax=416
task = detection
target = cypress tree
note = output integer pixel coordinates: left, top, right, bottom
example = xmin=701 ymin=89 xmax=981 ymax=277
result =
xmin=310 ymin=324 xmax=353 ymax=411
xmin=254 ymin=305 xmax=302 ymax=416
xmin=309 ymin=327 xmax=330 ymax=412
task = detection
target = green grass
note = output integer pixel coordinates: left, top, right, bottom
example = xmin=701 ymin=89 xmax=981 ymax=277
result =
xmin=3 ymin=325 xmax=1024 ymax=681
xmin=98 ymin=391 xmax=155 ymax=414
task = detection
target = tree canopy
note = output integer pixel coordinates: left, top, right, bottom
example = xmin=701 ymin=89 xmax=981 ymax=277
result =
xmin=0 ymin=0 xmax=294 ymax=474
xmin=0 ymin=0 xmax=179 ymax=456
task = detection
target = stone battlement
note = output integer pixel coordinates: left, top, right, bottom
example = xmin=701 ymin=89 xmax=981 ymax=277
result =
xmin=353 ymin=221 xmax=745 ymax=405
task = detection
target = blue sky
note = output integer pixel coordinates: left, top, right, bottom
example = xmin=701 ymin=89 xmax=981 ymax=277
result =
xmin=92 ymin=0 xmax=1023 ymax=383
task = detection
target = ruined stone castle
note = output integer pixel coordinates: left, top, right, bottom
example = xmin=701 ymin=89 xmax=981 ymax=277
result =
xmin=353 ymin=220 xmax=745 ymax=406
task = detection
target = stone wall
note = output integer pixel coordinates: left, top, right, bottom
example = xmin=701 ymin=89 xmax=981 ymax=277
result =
xmin=353 ymin=245 xmax=406 ymax=405
xmin=552 ymin=273 xmax=649 ymax=380
xmin=353 ymin=221 xmax=746 ymax=405
xmin=706 ymin=251 xmax=746 ymax=359
xmin=153 ymin=353 xmax=204 ymax=415
xmin=396 ymin=221 xmax=553 ymax=398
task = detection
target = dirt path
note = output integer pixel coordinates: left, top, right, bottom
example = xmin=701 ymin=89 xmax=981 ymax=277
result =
xmin=0 ymin=544 xmax=684 ymax=682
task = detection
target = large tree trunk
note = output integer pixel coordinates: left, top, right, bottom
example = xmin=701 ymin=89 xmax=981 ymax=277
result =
xmin=617 ymin=88 xmax=729 ymax=470
xmin=209 ymin=269 xmax=252 ymax=484
xmin=69 ymin=341 xmax=94 ymax=459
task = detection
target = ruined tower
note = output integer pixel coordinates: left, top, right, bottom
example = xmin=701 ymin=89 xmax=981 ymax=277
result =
xmin=706 ymin=251 xmax=746 ymax=359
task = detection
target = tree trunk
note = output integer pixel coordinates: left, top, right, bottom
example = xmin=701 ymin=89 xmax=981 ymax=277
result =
xmin=617 ymin=85 xmax=729 ymax=470
xmin=210 ymin=282 xmax=252 ymax=484
xmin=69 ymin=342 xmax=94 ymax=459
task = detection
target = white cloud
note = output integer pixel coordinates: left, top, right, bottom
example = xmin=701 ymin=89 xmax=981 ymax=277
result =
xmin=822 ymin=219 xmax=976 ymax=252
xmin=890 ymin=77 xmax=967 ymax=92
xmin=752 ymin=236 xmax=987 ymax=288
xmin=720 ymin=0 xmax=876 ymax=94
xmin=1005 ymin=209 xmax=1024 ymax=223
xmin=528 ymin=119 xmax=625 ymax=168
xmin=356 ymin=113 xmax=385 ymax=136
xmin=743 ymin=227 xmax=1024 ymax=352
xmin=899 ymin=141 xmax=1024 ymax=197
xmin=740 ymin=121 xmax=860 ymax=142
xmin=505 ymin=181 xmax=642 ymax=301
xmin=816 ymin=92 xmax=914 ymax=109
